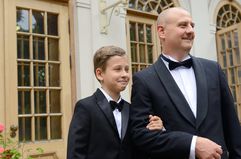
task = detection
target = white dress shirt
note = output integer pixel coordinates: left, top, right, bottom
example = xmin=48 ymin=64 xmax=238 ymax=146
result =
xmin=161 ymin=53 xmax=197 ymax=159
xmin=99 ymin=88 xmax=122 ymax=138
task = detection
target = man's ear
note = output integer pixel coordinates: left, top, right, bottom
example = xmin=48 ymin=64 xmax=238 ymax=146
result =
xmin=157 ymin=25 xmax=165 ymax=39
xmin=95 ymin=68 xmax=103 ymax=82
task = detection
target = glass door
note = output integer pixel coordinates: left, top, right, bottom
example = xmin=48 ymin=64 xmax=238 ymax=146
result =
xmin=4 ymin=0 xmax=72 ymax=158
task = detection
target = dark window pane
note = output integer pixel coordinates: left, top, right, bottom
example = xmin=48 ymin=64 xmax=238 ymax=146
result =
xmin=139 ymin=44 xmax=146 ymax=63
xmin=230 ymin=68 xmax=235 ymax=84
xmin=227 ymin=32 xmax=232 ymax=48
xmin=33 ymin=36 xmax=45 ymax=60
xmin=131 ymin=43 xmax=137 ymax=62
xmin=130 ymin=22 xmax=136 ymax=41
xmin=146 ymin=25 xmax=152 ymax=43
xmin=147 ymin=45 xmax=153 ymax=63
xmin=49 ymin=63 xmax=60 ymax=86
xmin=18 ymin=62 xmax=30 ymax=86
xmin=16 ymin=9 xmax=29 ymax=32
xmin=32 ymin=10 xmax=44 ymax=34
xmin=47 ymin=13 xmax=58 ymax=36
xmin=235 ymin=48 xmax=240 ymax=65
xmin=18 ymin=90 xmax=31 ymax=114
xmin=222 ymin=52 xmax=227 ymax=67
xmin=34 ymin=90 xmax=46 ymax=113
xmin=35 ymin=117 xmax=47 ymax=140
xmin=238 ymin=67 xmax=241 ymax=83
xmin=50 ymin=90 xmax=61 ymax=113
xmin=229 ymin=51 xmax=233 ymax=66
xmin=132 ymin=64 xmax=138 ymax=74
xmin=221 ymin=35 xmax=226 ymax=50
xmin=19 ymin=117 xmax=32 ymax=142
xmin=48 ymin=38 xmax=59 ymax=61
xmin=34 ymin=62 xmax=46 ymax=86
xmin=17 ymin=35 xmax=29 ymax=59
xmin=50 ymin=116 xmax=61 ymax=139
xmin=138 ymin=24 xmax=144 ymax=42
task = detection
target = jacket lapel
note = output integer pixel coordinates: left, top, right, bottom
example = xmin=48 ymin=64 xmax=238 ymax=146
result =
xmin=95 ymin=89 xmax=119 ymax=137
xmin=153 ymin=57 xmax=196 ymax=127
xmin=192 ymin=57 xmax=208 ymax=129
xmin=121 ymin=101 xmax=129 ymax=141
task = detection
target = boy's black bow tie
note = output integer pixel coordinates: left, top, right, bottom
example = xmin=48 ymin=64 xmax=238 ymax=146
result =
xmin=161 ymin=54 xmax=193 ymax=70
xmin=109 ymin=100 xmax=124 ymax=112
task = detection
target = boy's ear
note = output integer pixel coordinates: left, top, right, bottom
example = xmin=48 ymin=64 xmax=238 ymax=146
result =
xmin=157 ymin=25 xmax=165 ymax=39
xmin=95 ymin=68 xmax=103 ymax=81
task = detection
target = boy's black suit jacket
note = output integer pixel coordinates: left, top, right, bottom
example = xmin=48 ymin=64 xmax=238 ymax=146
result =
xmin=67 ymin=88 xmax=131 ymax=159
xmin=130 ymin=56 xmax=241 ymax=159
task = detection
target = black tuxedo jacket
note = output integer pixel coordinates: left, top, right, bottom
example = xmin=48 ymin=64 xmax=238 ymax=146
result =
xmin=130 ymin=56 xmax=241 ymax=159
xmin=67 ymin=89 xmax=131 ymax=159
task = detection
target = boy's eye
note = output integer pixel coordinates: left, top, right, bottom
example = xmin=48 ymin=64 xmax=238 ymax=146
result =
xmin=114 ymin=67 xmax=122 ymax=71
xmin=125 ymin=67 xmax=129 ymax=72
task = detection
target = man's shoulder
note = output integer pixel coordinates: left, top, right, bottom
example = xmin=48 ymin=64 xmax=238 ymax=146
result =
xmin=193 ymin=56 xmax=218 ymax=66
xmin=133 ymin=63 xmax=156 ymax=77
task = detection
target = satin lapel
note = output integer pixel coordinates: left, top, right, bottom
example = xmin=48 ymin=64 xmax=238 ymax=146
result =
xmin=153 ymin=57 xmax=196 ymax=127
xmin=192 ymin=57 xmax=208 ymax=129
xmin=95 ymin=89 xmax=119 ymax=136
xmin=121 ymin=102 xmax=129 ymax=141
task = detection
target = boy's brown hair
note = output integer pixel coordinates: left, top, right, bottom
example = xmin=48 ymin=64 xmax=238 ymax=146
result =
xmin=93 ymin=45 xmax=126 ymax=75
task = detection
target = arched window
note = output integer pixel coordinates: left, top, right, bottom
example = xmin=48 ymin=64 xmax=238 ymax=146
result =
xmin=215 ymin=2 xmax=241 ymax=121
xmin=128 ymin=0 xmax=175 ymax=13
xmin=126 ymin=0 xmax=179 ymax=74
xmin=216 ymin=4 xmax=241 ymax=30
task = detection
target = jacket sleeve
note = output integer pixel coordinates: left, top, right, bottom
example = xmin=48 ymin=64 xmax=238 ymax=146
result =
xmin=218 ymin=64 xmax=241 ymax=159
xmin=67 ymin=101 xmax=90 ymax=159
xmin=130 ymin=73 xmax=193 ymax=158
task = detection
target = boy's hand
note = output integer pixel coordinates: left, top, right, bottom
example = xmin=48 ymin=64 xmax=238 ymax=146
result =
xmin=146 ymin=115 xmax=165 ymax=131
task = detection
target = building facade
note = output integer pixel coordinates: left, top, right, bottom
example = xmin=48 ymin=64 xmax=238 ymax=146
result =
xmin=0 ymin=0 xmax=241 ymax=158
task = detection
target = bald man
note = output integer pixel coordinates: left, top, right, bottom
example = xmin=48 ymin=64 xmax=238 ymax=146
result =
xmin=130 ymin=7 xmax=241 ymax=159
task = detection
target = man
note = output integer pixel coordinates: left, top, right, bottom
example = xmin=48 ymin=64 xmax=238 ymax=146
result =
xmin=130 ymin=7 xmax=241 ymax=159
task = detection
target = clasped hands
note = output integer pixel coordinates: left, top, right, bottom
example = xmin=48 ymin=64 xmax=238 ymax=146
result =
xmin=145 ymin=115 xmax=223 ymax=159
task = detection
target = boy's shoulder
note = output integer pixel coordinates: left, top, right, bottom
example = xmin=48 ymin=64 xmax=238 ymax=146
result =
xmin=74 ymin=91 xmax=97 ymax=109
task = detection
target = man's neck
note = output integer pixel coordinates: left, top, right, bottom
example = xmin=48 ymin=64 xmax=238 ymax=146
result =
xmin=162 ymin=51 xmax=190 ymax=62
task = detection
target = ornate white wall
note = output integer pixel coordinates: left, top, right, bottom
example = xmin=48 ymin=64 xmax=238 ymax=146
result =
xmin=74 ymin=0 xmax=241 ymax=100
xmin=75 ymin=0 xmax=129 ymax=101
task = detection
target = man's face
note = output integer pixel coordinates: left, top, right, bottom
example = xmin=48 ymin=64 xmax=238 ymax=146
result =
xmin=158 ymin=9 xmax=195 ymax=55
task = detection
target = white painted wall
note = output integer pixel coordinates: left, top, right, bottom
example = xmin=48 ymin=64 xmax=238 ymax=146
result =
xmin=75 ymin=0 xmax=95 ymax=100
xmin=75 ymin=0 xmax=129 ymax=101
xmin=74 ymin=0 xmax=241 ymax=101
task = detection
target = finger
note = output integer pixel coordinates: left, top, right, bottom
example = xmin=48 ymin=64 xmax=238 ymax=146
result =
xmin=213 ymin=152 xmax=221 ymax=159
xmin=149 ymin=116 xmax=161 ymax=122
xmin=216 ymin=146 xmax=223 ymax=155
xmin=147 ymin=123 xmax=163 ymax=129
xmin=147 ymin=125 xmax=163 ymax=130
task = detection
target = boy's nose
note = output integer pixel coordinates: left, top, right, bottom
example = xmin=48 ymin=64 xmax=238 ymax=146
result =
xmin=121 ymin=70 xmax=129 ymax=77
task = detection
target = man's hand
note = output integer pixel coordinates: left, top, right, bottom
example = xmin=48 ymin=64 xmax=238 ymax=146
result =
xmin=146 ymin=115 xmax=165 ymax=131
xmin=196 ymin=136 xmax=223 ymax=159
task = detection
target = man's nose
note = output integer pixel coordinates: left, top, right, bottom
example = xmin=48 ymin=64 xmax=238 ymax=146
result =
xmin=186 ymin=25 xmax=194 ymax=33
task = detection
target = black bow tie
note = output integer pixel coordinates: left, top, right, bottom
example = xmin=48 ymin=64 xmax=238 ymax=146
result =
xmin=161 ymin=54 xmax=193 ymax=70
xmin=109 ymin=100 xmax=124 ymax=112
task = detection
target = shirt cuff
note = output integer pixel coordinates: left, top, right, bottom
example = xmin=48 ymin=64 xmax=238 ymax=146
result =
xmin=189 ymin=135 xmax=197 ymax=159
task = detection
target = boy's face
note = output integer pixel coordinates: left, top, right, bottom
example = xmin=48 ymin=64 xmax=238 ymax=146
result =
xmin=96 ymin=55 xmax=130 ymax=96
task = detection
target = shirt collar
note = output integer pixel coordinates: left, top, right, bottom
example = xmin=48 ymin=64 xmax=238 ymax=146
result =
xmin=162 ymin=53 xmax=191 ymax=62
xmin=99 ymin=87 xmax=122 ymax=103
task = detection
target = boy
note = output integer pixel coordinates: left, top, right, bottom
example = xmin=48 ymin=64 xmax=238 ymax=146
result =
xmin=67 ymin=46 xmax=163 ymax=159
